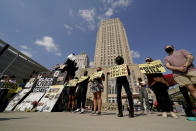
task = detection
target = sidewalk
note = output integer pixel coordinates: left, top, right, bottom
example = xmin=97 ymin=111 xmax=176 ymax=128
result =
xmin=0 ymin=111 xmax=195 ymax=131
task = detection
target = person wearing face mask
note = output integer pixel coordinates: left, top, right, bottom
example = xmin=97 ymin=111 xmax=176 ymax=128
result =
xmin=145 ymin=57 xmax=177 ymax=118
xmin=164 ymin=45 xmax=196 ymax=100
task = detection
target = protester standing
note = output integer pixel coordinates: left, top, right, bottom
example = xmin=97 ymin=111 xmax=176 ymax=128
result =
xmin=137 ymin=77 xmax=150 ymax=113
xmin=164 ymin=45 xmax=196 ymax=100
xmin=115 ymin=56 xmax=134 ymax=118
xmin=74 ymin=71 xmax=89 ymax=113
xmin=67 ymin=77 xmax=78 ymax=112
xmin=90 ymin=67 xmax=105 ymax=115
xmin=145 ymin=57 xmax=177 ymax=118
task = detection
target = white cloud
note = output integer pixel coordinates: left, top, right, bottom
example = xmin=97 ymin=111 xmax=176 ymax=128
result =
xmin=73 ymin=0 xmax=133 ymax=32
xmin=64 ymin=24 xmax=74 ymax=35
xmin=20 ymin=45 xmax=30 ymax=50
xmin=56 ymin=52 xmax=62 ymax=57
xmin=69 ymin=9 xmax=74 ymax=16
xmin=20 ymin=50 xmax=33 ymax=58
xmin=88 ymin=24 xmax=96 ymax=31
xmin=78 ymin=9 xmax=97 ymax=31
xmin=78 ymin=9 xmax=96 ymax=23
xmin=105 ymin=8 xmax=113 ymax=16
xmin=75 ymin=24 xmax=86 ymax=32
xmin=35 ymin=36 xmax=62 ymax=56
xmin=89 ymin=61 xmax=94 ymax=67
xmin=112 ymin=0 xmax=132 ymax=8
xmin=64 ymin=24 xmax=73 ymax=30
xmin=131 ymin=50 xmax=140 ymax=58
xmin=101 ymin=0 xmax=133 ymax=18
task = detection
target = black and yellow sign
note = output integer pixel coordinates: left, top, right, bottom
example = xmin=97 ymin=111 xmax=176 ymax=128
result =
xmin=89 ymin=71 xmax=103 ymax=80
xmin=138 ymin=60 xmax=166 ymax=74
xmin=1 ymin=82 xmax=22 ymax=99
xmin=78 ymin=76 xmax=89 ymax=83
xmin=66 ymin=79 xmax=78 ymax=87
xmin=110 ymin=64 xmax=128 ymax=78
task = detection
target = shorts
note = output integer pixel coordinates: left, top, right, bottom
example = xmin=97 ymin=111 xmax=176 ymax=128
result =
xmin=89 ymin=81 xmax=104 ymax=93
xmin=69 ymin=87 xmax=76 ymax=96
xmin=174 ymin=71 xmax=196 ymax=87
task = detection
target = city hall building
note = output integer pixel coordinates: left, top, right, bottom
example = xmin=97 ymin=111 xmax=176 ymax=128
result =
xmin=77 ymin=18 xmax=155 ymax=105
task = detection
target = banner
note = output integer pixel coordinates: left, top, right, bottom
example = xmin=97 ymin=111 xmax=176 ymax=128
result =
xmin=66 ymin=79 xmax=78 ymax=87
xmin=89 ymin=71 xmax=103 ymax=80
xmin=15 ymin=73 xmax=54 ymax=111
xmin=55 ymin=72 xmax=67 ymax=85
xmin=5 ymin=78 xmax=36 ymax=111
xmin=36 ymin=85 xmax=64 ymax=112
xmin=78 ymin=76 xmax=89 ymax=83
xmin=138 ymin=60 xmax=166 ymax=74
xmin=110 ymin=64 xmax=128 ymax=78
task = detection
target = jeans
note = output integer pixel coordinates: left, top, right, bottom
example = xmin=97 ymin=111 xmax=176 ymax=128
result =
xmin=139 ymin=87 xmax=150 ymax=111
xmin=76 ymin=86 xmax=88 ymax=109
xmin=116 ymin=76 xmax=134 ymax=111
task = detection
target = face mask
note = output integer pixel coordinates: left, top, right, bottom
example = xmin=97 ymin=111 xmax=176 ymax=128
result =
xmin=165 ymin=47 xmax=174 ymax=53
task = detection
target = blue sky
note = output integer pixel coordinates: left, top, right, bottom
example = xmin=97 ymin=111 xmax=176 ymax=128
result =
xmin=0 ymin=0 xmax=196 ymax=72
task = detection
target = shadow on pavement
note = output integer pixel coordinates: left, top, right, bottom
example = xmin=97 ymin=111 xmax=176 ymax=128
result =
xmin=0 ymin=117 xmax=28 ymax=121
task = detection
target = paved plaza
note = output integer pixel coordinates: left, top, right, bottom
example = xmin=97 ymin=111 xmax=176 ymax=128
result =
xmin=0 ymin=111 xmax=195 ymax=131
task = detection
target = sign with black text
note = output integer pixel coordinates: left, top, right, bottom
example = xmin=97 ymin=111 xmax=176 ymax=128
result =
xmin=110 ymin=64 xmax=128 ymax=78
xmin=138 ymin=60 xmax=166 ymax=74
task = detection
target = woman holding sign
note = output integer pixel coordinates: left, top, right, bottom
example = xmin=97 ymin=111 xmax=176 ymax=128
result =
xmin=114 ymin=56 xmax=134 ymax=118
xmin=90 ymin=67 xmax=105 ymax=115
xmin=145 ymin=57 xmax=178 ymax=118
xmin=67 ymin=77 xmax=78 ymax=112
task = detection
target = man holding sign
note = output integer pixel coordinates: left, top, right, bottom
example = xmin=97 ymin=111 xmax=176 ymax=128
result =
xmin=113 ymin=56 xmax=134 ymax=118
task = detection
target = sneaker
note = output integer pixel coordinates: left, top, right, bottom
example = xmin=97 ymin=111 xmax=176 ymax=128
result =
xmin=170 ymin=112 xmax=178 ymax=119
xmin=96 ymin=112 xmax=101 ymax=115
xmin=74 ymin=108 xmax=80 ymax=113
xmin=80 ymin=108 xmax=85 ymax=113
xmin=91 ymin=111 xmax=96 ymax=115
xmin=162 ymin=112 xmax=167 ymax=118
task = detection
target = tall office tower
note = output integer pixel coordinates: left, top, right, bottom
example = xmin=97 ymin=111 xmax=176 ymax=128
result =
xmin=94 ymin=18 xmax=133 ymax=67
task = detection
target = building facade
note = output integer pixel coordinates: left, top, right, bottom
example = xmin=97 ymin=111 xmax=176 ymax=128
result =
xmin=75 ymin=52 xmax=89 ymax=69
xmin=94 ymin=18 xmax=133 ymax=67
xmin=77 ymin=18 xmax=154 ymax=106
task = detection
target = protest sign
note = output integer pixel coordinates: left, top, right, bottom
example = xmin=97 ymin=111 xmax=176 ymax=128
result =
xmin=138 ymin=60 xmax=166 ymax=74
xmin=89 ymin=71 xmax=103 ymax=80
xmin=53 ymin=71 xmax=60 ymax=77
xmin=1 ymin=82 xmax=21 ymax=99
xmin=66 ymin=79 xmax=78 ymax=87
xmin=78 ymin=76 xmax=89 ymax=83
xmin=55 ymin=72 xmax=67 ymax=85
xmin=36 ymin=85 xmax=64 ymax=112
xmin=110 ymin=64 xmax=128 ymax=78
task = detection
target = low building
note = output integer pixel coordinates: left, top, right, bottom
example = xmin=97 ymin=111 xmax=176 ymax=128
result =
xmin=0 ymin=40 xmax=49 ymax=81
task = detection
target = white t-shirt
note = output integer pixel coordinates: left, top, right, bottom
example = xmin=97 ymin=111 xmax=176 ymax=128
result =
xmin=137 ymin=81 xmax=146 ymax=88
